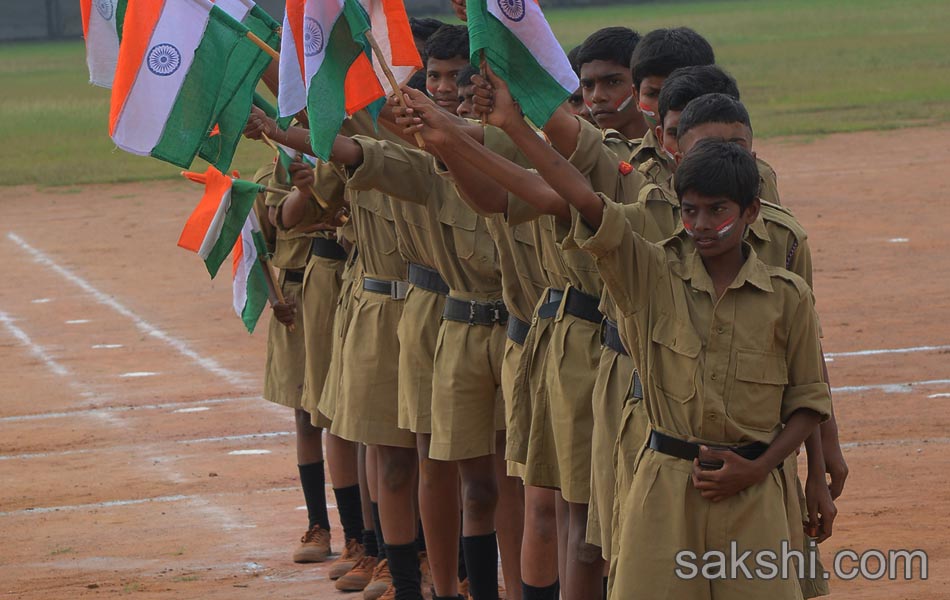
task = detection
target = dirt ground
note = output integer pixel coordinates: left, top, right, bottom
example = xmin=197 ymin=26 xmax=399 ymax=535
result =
xmin=1 ymin=125 xmax=948 ymax=599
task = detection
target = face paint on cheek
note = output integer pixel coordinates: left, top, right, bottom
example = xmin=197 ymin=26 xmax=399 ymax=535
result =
xmin=715 ymin=216 xmax=738 ymax=240
xmin=614 ymin=92 xmax=634 ymax=112
xmin=638 ymin=101 xmax=658 ymax=129
xmin=683 ymin=221 xmax=696 ymax=238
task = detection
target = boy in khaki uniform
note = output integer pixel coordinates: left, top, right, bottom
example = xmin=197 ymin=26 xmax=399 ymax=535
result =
xmin=569 ymin=140 xmax=831 ymax=599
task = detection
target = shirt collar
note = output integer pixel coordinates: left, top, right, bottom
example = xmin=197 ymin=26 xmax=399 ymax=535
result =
xmin=747 ymin=212 xmax=771 ymax=243
xmin=673 ymin=243 xmax=774 ymax=294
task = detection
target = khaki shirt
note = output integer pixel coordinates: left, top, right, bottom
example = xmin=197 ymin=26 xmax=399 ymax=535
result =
xmin=757 ymin=157 xmax=782 ymax=206
xmin=574 ymin=197 xmax=831 ymax=445
xmin=347 ymin=136 xmax=502 ymax=300
xmin=629 ymin=128 xmax=675 ymax=186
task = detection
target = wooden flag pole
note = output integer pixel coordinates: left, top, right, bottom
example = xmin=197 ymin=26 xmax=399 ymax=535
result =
xmin=247 ymin=31 xmax=280 ymax=61
xmin=479 ymin=51 xmax=488 ymax=126
xmin=259 ymin=133 xmax=330 ymax=211
xmin=363 ymin=30 xmax=426 ymax=149
xmin=259 ymin=255 xmax=296 ymax=332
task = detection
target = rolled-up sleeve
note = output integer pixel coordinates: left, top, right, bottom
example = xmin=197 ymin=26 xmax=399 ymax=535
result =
xmin=781 ymin=289 xmax=832 ymax=423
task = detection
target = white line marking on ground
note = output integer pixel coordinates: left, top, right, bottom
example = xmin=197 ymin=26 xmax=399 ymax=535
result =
xmin=0 ymin=395 xmax=261 ymax=423
xmin=833 ymin=378 xmax=950 ymax=394
xmin=296 ymin=505 xmax=307 ymax=511
xmin=888 ymin=237 xmax=909 ymax=243
xmin=0 ymin=430 xmax=294 ymax=462
xmin=7 ymin=232 xmax=251 ymax=387
xmin=173 ymin=406 xmax=211 ymax=413
xmin=228 ymin=449 xmax=271 ymax=456
xmin=0 ymin=486 xmax=298 ymax=518
xmin=825 ymin=343 xmax=950 ymax=359
xmin=928 ymin=393 xmax=950 ymax=399
xmin=841 ymin=437 xmax=950 ymax=449
xmin=91 ymin=343 xmax=123 ymax=349
xmin=119 ymin=371 xmax=158 ymax=378
xmin=0 ymin=310 xmax=69 ymax=377
xmin=30 ymin=298 xmax=52 ymax=304
xmin=65 ymin=319 xmax=91 ymax=324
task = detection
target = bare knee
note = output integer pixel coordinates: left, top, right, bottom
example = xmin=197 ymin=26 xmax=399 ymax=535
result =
xmin=294 ymin=409 xmax=322 ymax=437
xmin=379 ymin=446 xmax=417 ymax=491
xmin=462 ymin=476 xmax=498 ymax=520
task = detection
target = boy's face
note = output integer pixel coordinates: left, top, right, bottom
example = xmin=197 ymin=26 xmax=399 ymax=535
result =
xmin=567 ymin=87 xmax=590 ymax=120
xmin=657 ymin=109 xmax=682 ymax=157
xmin=579 ymin=59 xmax=641 ymax=132
xmin=676 ymin=122 xmax=754 ymax=166
xmin=427 ymin=56 xmax=469 ymax=113
xmin=634 ymin=75 xmax=666 ymax=130
xmin=680 ymin=191 xmax=759 ymax=259
xmin=456 ymin=83 xmax=476 ymax=118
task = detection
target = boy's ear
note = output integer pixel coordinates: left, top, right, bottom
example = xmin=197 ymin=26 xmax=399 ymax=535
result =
xmin=655 ymin=124 xmax=664 ymax=145
xmin=743 ymin=197 xmax=761 ymax=224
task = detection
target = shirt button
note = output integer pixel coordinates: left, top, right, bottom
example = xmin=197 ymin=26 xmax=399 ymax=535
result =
xmin=717 ymin=326 xmax=724 ymax=334
xmin=708 ymin=414 xmax=718 ymax=421
xmin=711 ymin=373 xmax=718 ymax=380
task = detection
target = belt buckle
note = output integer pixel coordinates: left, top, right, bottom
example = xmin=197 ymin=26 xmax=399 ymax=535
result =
xmin=493 ymin=301 xmax=507 ymax=325
xmin=391 ymin=280 xmax=409 ymax=301
xmin=468 ymin=300 xmax=477 ymax=326
xmin=699 ymin=444 xmax=728 ymax=471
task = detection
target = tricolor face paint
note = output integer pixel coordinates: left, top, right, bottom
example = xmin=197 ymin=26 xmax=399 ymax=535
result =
xmin=683 ymin=215 xmax=739 ymax=240
xmin=639 ymin=101 xmax=659 ymax=129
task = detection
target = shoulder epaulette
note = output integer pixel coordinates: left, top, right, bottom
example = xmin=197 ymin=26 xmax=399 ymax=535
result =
xmin=760 ymin=200 xmax=807 ymax=242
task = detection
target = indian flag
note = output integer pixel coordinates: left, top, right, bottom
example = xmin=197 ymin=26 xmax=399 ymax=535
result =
xmin=109 ymin=0 xmax=255 ymax=168
xmin=279 ymin=0 xmax=384 ymax=160
xmin=178 ymin=166 xmax=263 ymax=278
xmin=199 ymin=0 xmax=281 ymax=171
xmin=232 ymin=210 xmax=272 ymax=333
xmin=358 ymin=0 xmax=422 ymax=94
xmin=467 ymin=0 xmax=578 ymax=127
xmin=274 ymin=143 xmax=317 ymax=187
xmin=80 ymin=0 xmax=127 ymax=87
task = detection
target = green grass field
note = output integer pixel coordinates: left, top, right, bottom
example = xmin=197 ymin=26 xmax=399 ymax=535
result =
xmin=1 ymin=0 xmax=948 ymax=186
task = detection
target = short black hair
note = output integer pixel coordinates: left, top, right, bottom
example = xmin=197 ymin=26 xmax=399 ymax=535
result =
xmin=676 ymin=93 xmax=752 ymax=141
xmin=658 ymin=65 xmax=739 ymax=126
xmin=630 ymin=27 xmax=715 ymax=90
xmin=575 ymin=27 xmax=641 ymax=74
xmin=406 ymin=70 xmax=428 ymax=94
xmin=456 ymin=64 xmax=479 ymax=88
xmin=410 ymin=17 xmax=445 ymax=43
xmin=674 ymin=138 xmax=759 ymax=211
xmin=567 ymin=45 xmax=582 ymax=75
xmin=424 ymin=24 xmax=469 ymax=62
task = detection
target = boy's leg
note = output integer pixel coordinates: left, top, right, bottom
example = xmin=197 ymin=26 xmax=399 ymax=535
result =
xmin=378 ymin=444 xmax=422 ymax=600
xmin=556 ymin=495 xmax=569 ymax=591
xmin=566 ymin=501 xmax=604 ymax=599
xmin=326 ymin=432 xmax=365 ymax=577
xmin=417 ymin=432 xmax=461 ymax=598
xmin=521 ymin=485 xmax=559 ymax=595
xmin=493 ymin=431 xmax=524 ymax=600
xmin=293 ymin=409 xmax=330 ymax=563
xmin=459 ymin=455 xmax=500 ymax=600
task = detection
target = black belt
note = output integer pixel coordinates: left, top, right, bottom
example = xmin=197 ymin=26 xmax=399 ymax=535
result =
xmin=647 ymin=430 xmax=776 ymax=470
xmin=363 ymin=277 xmax=409 ymax=300
xmin=601 ymin=319 xmax=628 ymax=355
xmin=408 ymin=263 xmax=449 ymax=296
xmin=506 ymin=315 xmax=530 ymax=345
xmin=549 ymin=287 xmax=603 ymax=324
xmin=310 ymin=237 xmax=347 ymax=261
xmin=631 ymin=371 xmax=643 ymax=400
xmin=537 ymin=288 xmax=564 ymax=319
xmin=283 ymin=269 xmax=304 ymax=284
xmin=443 ymin=296 xmax=508 ymax=326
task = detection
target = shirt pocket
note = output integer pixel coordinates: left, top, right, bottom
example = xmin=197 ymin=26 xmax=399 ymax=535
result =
xmin=438 ymin=200 xmax=493 ymax=264
xmin=358 ymin=193 xmax=399 ymax=256
xmin=728 ymin=350 xmax=788 ymax=432
xmin=650 ymin=313 xmax=701 ymax=404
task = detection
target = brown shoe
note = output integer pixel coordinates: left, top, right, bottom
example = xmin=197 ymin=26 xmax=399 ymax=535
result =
xmin=329 ymin=538 xmax=365 ymax=580
xmin=336 ymin=555 xmax=378 ymax=592
xmin=292 ymin=524 xmax=331 ymax=563
xmin=362 ymin=558 xmax=392 ymax=600
xmin=375 ymin=584 xmax=396 ymax=600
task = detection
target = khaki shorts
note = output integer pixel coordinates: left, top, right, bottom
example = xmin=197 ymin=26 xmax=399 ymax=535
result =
xmin=396 ymin=285 xmax=445 ymax=434
xmin=783 ymin=455 xmax=831 ymax=598
xmin=299 ymin=255 xmax=344 ymax=428
xmin=316 ymin=253 xmax=361 ymax=425
xmin=428 ymin=319 xmax=506 ymax=461
xmin=517 ymin=302 xmax=560 ymax=490
xmin=330 ymin=283 xmax=415 ymax=449
xmin=545 ymin=312 xmax=600 ymax=504
xmin=608 ymin=450 xmax=803 ymax=600
xmin=501 ymin=336 xmax=525 ymax=476
xmin=586 ymin=347 xmax=635 ymax=555
xmin=263 ymin=275 xmax=305 ymax=410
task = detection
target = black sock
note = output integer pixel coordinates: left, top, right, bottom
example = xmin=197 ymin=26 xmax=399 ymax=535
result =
xmin=385 ymin=542 xmax=422 ymax=600
xmin=416 ymin=521 xmax=427 ymax=553
xmin=298 ymin=462 xmax=330 ymax=531
xmin=521 ymin=580 xmax=559 ymax=600
xmin=362 ymin=528 xmax=379 ymax=559
xmin=603 ymin=575 xmax=608 ymax=599
xmin=434 ymin=597 xmax=464 ymax=600
xmin=462 ymin=533 xmax=499 ymax=600
xmin=372 ymin=502 xmax=386 ymax=560
xmin=457 ymin=533 xmax=467 ymax=581
xmin=333 ymin=485 xmax=364 ymax=541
